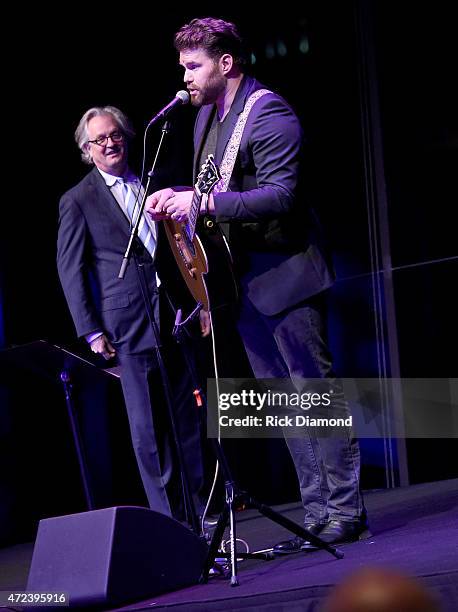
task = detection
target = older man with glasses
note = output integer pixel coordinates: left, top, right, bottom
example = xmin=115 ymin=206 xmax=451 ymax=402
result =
xmin=57 ymin=105 xmax=206 ymax=523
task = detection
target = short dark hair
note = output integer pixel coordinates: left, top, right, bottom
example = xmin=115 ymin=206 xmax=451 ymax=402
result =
xmin=174 ymin=17 xmax=247 ymax=66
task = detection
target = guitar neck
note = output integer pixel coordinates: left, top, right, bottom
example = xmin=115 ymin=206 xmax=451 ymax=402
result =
xmin=187 ymin=189 xmax=202 ymax=240
xmin=186 ymin=153 xmax=220 ymax=240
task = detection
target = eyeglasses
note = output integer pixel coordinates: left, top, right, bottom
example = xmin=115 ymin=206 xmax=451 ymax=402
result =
xmin=88 ymin=131 xmax=124 ymax=147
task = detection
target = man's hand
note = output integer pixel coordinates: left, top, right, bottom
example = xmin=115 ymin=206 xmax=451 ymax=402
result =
xmin=90 ymin=334 xmax=116 ymax=360
xmin=199 ymin=309 xmax=211 ymax=337
xmin=145 ymin=189 xmax=194 ymax=223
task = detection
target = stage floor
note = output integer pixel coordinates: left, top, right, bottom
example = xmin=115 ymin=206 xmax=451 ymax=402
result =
xmin=1 ymin=479 xmax=457 ymax=611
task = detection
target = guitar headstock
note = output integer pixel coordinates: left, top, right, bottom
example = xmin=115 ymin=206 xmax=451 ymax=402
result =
xmin=196 ymin=154 xmax=221 ymax=194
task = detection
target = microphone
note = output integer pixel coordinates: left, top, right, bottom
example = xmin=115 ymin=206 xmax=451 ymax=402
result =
xmin=147 ymin=90 xmax=190 ymax=126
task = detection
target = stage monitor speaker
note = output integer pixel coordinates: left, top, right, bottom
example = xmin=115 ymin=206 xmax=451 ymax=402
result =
xmin=26 ymin=506 xmax=208 ymax=608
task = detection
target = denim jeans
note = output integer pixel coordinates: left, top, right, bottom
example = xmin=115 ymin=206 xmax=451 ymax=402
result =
xmin=237 ymin=292 xmax=365 ymax=524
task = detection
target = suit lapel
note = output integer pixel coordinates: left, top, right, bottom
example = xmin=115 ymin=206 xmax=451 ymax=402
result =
xmin=88 ymin=167 xmax=131 ymax=232
xmin=215 ymin=76 xmax=258 ymax=164
xmin=193 ymin=104 xmax=215 ymax=181
xmin=215 ymin=110 xmax=239 ymax=165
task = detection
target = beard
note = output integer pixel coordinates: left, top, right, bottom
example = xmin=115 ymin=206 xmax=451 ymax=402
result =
xmin=192 ymin=65 xmax=226 ymax=106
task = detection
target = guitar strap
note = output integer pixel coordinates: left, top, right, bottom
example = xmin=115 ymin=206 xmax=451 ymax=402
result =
xmin=213 ymin=88 xmax=272 ymax=194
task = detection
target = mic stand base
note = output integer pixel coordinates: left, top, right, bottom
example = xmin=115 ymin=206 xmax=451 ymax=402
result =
xmin=200 ymin=469 xmax=344 ymax=587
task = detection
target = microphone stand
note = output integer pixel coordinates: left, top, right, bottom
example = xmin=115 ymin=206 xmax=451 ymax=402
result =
xmin=119 ymin=121 xmax=169 ymax=280
xmin=118 ymin=120 xmax=200 ymax=536
xmin=172 ymin=310 xmax=344 ymax=587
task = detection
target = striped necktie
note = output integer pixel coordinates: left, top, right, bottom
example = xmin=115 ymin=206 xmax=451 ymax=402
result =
xmin=119 ymin=179 xmax=155 ymax=257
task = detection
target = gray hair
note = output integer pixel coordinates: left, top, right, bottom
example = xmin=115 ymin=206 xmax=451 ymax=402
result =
xmin=74 ymin=106 xmax=135 ymax=164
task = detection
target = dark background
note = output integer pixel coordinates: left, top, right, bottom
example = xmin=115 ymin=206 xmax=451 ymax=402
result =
xmin=1 ymin=2 xmax=457 ymax=546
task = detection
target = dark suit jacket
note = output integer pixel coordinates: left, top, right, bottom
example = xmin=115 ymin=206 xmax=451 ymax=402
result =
xmin=57 ymin=167 xmax=161 ymax=354
xmin=194 ymin=75 xmax=334 ymax=316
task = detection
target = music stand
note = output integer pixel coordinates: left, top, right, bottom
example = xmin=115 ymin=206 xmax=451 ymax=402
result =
xmin=0 ymin=340 xmax=120 ymax=511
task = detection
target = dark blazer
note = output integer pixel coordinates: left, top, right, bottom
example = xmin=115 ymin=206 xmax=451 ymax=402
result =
xmin=194 ymin=75 xmax=334 ymax=316
xmin=57 ymin=167 xmax=160 ymax=354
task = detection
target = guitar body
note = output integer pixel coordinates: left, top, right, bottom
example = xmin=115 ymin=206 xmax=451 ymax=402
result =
xmin=163 ymin=218 xmax=210 ymax=310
